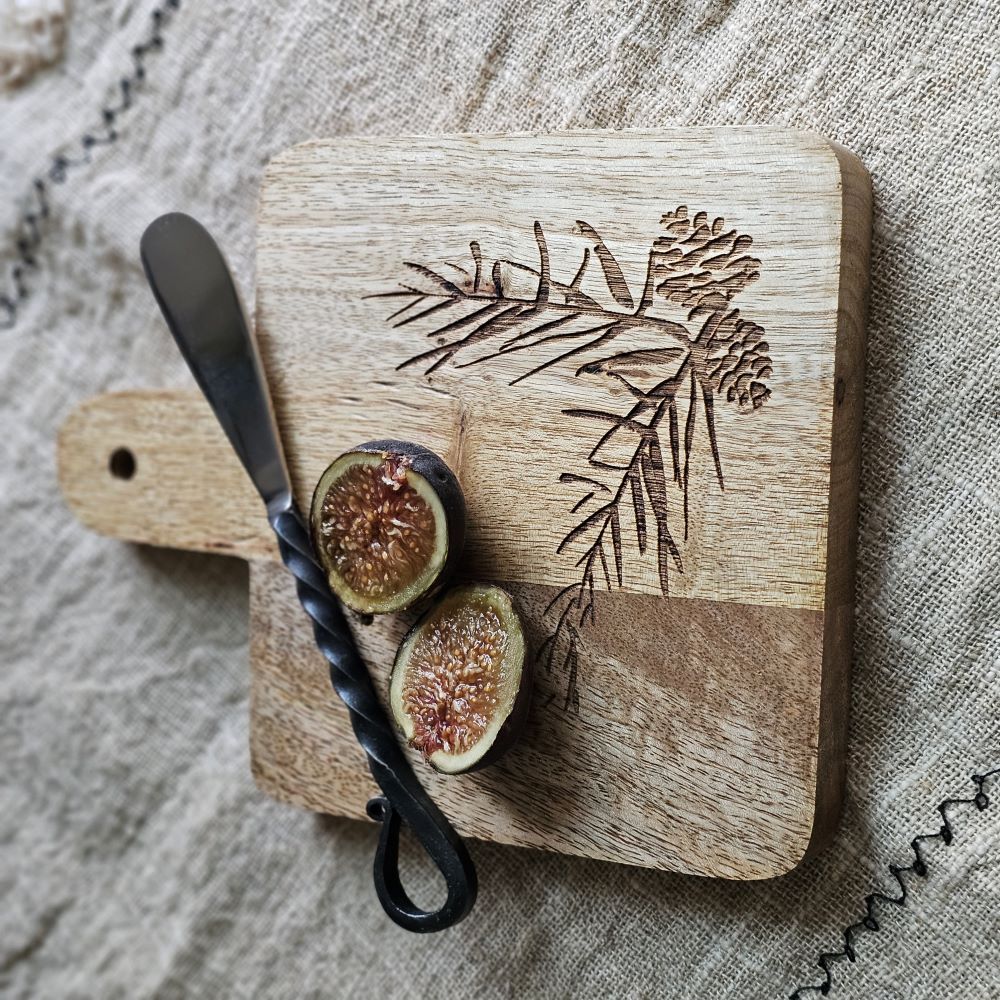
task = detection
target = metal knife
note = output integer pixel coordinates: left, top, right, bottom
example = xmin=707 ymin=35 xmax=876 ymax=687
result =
xmin=140 ymin=212 xmax=476 ymax=932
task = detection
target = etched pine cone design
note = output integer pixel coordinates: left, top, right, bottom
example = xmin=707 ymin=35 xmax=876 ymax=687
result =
xmin=376 ymin=206 xmax=774 ymax=710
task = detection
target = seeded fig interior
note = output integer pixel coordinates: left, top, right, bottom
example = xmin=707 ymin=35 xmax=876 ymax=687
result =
xmin=322 ymin=456 xmax=434 ymax=594
xmin=390 ymin=585 xmax=530 ymax=774
xmin=402 ymin=600 xmax=507 ymax=756
xmin=309 ymin=441 xmax=465 ymax=615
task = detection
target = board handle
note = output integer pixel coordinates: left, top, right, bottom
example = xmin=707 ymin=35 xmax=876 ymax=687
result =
xmin=57 ymin=389 xmax=275 ymax=559
xmin=269 ymin=506 xmax=478 ymax=931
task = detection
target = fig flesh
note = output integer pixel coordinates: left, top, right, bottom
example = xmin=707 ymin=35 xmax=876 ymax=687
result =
xmin=310 ymin=440 xmax=465 ymax=615
xmin=390 ymin=585 xmax=530 ymax=774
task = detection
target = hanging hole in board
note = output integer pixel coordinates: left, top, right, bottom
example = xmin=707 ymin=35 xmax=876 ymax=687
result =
xmin=109 ymin=447 xmax=136 ymax=480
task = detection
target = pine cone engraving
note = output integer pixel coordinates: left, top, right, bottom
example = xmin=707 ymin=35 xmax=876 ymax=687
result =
xmin=376 ymin=206 xmax=774 ymax=710
xmin=643 ymin=206 xmax=762 ymax=312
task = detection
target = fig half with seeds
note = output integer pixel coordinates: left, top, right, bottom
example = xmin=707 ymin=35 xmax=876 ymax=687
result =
xmin=310 ymin=440 xmax=465 ymax=615
xmin=390 ymin=584 xmax=531 ymax=774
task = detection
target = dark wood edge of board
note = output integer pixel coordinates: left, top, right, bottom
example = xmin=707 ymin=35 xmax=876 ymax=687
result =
xmin=800 ymin=139 xmax=872 ymax=870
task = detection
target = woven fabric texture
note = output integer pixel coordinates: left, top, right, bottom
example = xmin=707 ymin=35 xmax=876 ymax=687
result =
xmin=1 ymin=2 xmax=998 ymax=997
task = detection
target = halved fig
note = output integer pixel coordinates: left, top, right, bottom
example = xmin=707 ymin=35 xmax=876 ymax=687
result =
xmin=390 ymin=584 xmax=531 ymax=774
xmin=310 ymin=440 xmax=465 ymax=615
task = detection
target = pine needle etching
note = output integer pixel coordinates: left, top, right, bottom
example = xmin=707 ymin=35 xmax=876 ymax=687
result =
xmin=370 ymin=207 xmax=773 ymax=711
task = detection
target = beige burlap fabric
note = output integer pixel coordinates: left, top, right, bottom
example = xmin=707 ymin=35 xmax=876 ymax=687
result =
xmin=2 ymin=2 xmax=998 ymax=997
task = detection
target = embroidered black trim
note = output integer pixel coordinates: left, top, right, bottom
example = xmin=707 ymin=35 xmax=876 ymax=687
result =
xmin=790 ymin=767 xmax=998 ymax=998
xmin=0 ymin=0 xmax=182 ymax=330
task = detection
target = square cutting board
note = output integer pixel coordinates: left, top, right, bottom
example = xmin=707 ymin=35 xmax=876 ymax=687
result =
xmin=59 ymin=129 xmax=871 ymax=878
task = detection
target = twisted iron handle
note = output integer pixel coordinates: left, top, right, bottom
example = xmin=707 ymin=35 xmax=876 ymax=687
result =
xmin=269 ymin=506 xmax=478 ymax=932
xmin=139 ymin=213 xmax=475 ymax=930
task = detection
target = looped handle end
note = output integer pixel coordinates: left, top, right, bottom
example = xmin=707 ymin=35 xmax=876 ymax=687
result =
xmin=367 ymin=795 xmax=477 ymax=933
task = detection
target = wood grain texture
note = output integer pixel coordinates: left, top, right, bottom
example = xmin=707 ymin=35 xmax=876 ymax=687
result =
xmin=250 ymin=559 xmax=826 ymax=878
xmin=57 ymin=128 xmax=871 ymax=878
xmin=57 ymin=389 xmax=274 ymax=559
xmin=257 ymin=129 xmax=856 ymax=613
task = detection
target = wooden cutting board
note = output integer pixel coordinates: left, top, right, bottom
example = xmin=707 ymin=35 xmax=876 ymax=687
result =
xmin=58 ymin=129 xmax=871 ymax=879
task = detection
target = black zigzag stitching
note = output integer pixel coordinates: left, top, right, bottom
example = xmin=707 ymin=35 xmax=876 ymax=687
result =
xmin=0 ymin=0 xmax=182 ymax=330
xmin=790 ymin=767 xmax=999 ymax=998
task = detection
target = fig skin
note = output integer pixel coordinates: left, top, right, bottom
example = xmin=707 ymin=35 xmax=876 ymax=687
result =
xmin=390 ymin=584 xmax=532 ymax=775
xmin=309 ymin=439 xmax=466 ymax=615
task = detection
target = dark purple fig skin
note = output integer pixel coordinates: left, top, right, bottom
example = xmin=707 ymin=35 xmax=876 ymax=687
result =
xmin=391 ymin=584 xmax=532 ymax=775
xmin=309 ymin=439 xmax=466 ymax=612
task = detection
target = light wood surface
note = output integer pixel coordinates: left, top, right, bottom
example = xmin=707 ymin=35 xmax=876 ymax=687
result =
xmin=58 ymin=389 xmax=274 ymax=559
xmin=58 ymin=128 xmax=870 ymax=877
xmin=250 ymin=561 xmax=826 ymax=877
